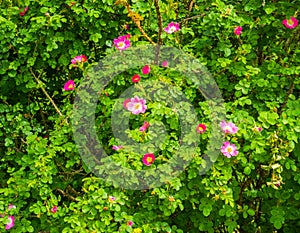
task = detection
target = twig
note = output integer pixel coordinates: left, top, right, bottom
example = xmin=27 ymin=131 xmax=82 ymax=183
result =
xmin=188 ymin=0 xmax=194 ymax=12
xmin=278 ymin=76 xmax=295 ymax=116
xmin=67 ymin=185 xmax=81 ymax=196
xmin=154 ymin=0 xmax=163 ymax=45
xmin=180 ymin=13 xmax=206 ymax=23
xmin=182 ymin=0 xmax=195 ymax=27
xmin=124 ymin=3 xmax=155 ymax=44
xmin=56 ymin=188 xmax=78 ymax=202
xmin=29 ymin=68 xmax=64 ymax=118
xmin=58 ymin=169 xmax=85 ymax=176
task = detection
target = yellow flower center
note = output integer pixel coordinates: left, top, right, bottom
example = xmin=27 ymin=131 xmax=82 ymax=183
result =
xmin=135 ymin=103 xmax=141 ymax=110
xmin=287 ymin=19 xmax=294 ymax=25
xmin=169 ymin=26 xmax=176 ymax=32
xmin=146 ymin=157 xmax=153 ymax=163
xmin=226 ymin=147 xmax=232 ymax=153
xmin=118 ymin=42 xmax=125 ymax=48
xmin=225 ymin=126 xmax=231 ymax=131
xmin=198 ymin=126 xmax=203 ymax=131
xmin=68 ymin=84 xmax=74 ymax=89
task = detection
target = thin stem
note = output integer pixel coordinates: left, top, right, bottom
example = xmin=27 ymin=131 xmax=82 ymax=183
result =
xmin=29 ymin=68 xmax=63 ymax=117
xmin=278 ymin=76 xmax=295 ymax=116
xmin=125 ymin=3 xmax=155 ymax=44
xmin=179 ymin=13 xmax=206 ymax=24
xmin=154 ymin=0 xmax=163 ymax=45
xmin=56 ymin=188 xmax=78 ymax=201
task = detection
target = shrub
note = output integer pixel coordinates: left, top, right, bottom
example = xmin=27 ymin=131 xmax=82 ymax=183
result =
xmin=0 ymin=0 xmax=299 ymax=232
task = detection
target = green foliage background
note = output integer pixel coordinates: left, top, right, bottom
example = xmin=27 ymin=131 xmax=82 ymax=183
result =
xmin=0 ymin=0 xmax=299 ymax=232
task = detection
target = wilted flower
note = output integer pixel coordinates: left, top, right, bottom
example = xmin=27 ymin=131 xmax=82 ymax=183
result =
xmin=20 ymin=6 xmax=28 ymax=16
xmin=51 ymin=206 xmax=58 ymax=213
xmin=71 ymin=55 xmax=87 ymax=64
xmin=131 ymin=74 xmax=141 ymax=83
xmin=164 ymin=22 xmax=180 ymax=34
xmin=275 ymin=181 xmax=281 ymax=187
xmin=142 ymin=153 xmax=155 ymax=166
xmin=139 ymin=121 xmax=150 ymax=132
xmin=253 ymin=126 xmax=262 ymax=132
xmin=221 ymin=141 xmax=238 ymax=158
xmin=196 ymin=124 xmax=207 ymax=134
xmin=141 ymin=65 xmax=150 ymax=74
xmin=234 ymin=26 xmax=242 ymax=35
xmin=108 ymin=196 xmax=116 ymax=203
xmin=112 ymin=145 xmax=123 ymax=150
xmin=64 ymin=80 xmax=75 ymax=91
xmin=220 ymin=120 xmax=238 ymax=134
xmin=127 ymin=96 xmax=147 ymax=115
xmin=113 ymin=34 xmax=131 ymax=50
xmin=168 ymin=196 xmax=175 ymax=202
xmin=5 ymin=216 xmax=15 ymax=230
xmin=282 ymin=17 xmax=298 ymax=29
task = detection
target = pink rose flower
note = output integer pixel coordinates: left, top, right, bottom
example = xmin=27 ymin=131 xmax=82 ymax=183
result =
xmin=128 ymin=220 xmax=133 ymax=227
xmin=234 ymin=26 xmax=242 ymax=35
xmin=113 ymin=34 xmax=131 ymax=50
xmin=123 ymin=99 xmax=131 ymax=109
xmin=112 ymin=145 xmax=123 ymax=150
xmin=196 ymin=124 xmax=207 ymax=134
xmin=51 ymin=206 xmax=58 ymax=213
xmin=142 ymin=153 xmax=155 ymax=166
xmin=131 ymin=74 xmax=141 ymax=83
xmin=64 ymin=80 xmax=75 ymax=91
xmin=142 ymin=65 xmax=150 ymax=75
xmin=282 ymin=17 xmax=298 ymax=29
xmin=71 ymin=55 xmax=87 ymax=64
xmin=8 ymin=204 xmax=16 ymax=210
xmin=164 ymin=22 xmax=180 ymax=34
xmin=220 ymin=120 xmax=238 ymax=134
xmin=162 ymin=60 xmax=168 ymax=67
xmin=221 ymin=141 xmax=238 ymax=158
xmin=5 ymin=216 xmax=15 ymax=230
xmin=127 ymin=96 xmax=147 ymax=115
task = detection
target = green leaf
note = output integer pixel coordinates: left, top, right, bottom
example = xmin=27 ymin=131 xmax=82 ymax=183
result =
xmin=247 ymin=209 xmax=255 ymax=216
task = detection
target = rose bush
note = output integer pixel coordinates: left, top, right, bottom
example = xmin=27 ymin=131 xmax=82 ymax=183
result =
xmin=0 ymin=0 xmax=299 ymax=232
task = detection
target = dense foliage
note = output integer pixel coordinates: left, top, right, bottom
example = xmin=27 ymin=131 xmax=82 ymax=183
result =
xmin=0 ymin=0 xmax=299 ymax=232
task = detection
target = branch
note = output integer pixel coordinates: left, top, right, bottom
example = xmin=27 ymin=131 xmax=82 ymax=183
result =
xmin=124 ymin=3 xmax=155 ymax=44
xmin=56 ymin=188 xmax=78 ymax=202
xmin=29 ymin=68 xmax=64 ymax=118
xmin=188 ymin=0 xmax=194 ymax=12
xmin=278 ymin=76 xmax=295 ymax=116
xmin=154 ymin=0 xmax=163 ymax=45
xmin=180 ymin=13 xmax=206 ymax=24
